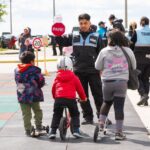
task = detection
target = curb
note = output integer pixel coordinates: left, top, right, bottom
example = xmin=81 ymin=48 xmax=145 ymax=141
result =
xmin=0 ymin=52 xmax=19 ymax=55
xmin=0 ymin=59 xmax=58 ymax=63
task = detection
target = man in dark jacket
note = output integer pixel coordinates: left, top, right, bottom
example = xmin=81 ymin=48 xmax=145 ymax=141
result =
xmin=56 ymin=13 xmax=105 ymax=124
xmin=109 ymin=14 xmax=125 ymax=33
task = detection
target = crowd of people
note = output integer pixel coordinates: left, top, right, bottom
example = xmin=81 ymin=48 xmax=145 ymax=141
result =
xmin=15 ymin=13 xmax=150 ymax=141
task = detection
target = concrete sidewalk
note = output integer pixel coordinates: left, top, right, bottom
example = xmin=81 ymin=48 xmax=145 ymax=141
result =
xmin=0 ymin=74 xmax=150 ymax=150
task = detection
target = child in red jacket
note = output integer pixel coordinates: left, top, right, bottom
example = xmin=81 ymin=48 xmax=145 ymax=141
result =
xmin=49 ymin=56 xmax=87 ymax=139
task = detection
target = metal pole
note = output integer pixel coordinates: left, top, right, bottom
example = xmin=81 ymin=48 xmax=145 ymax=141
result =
xmin=125 ymin=0 xmax=128 ymax=28
xmin=53 ymin=0 xmax=55 ymax=22
xmin=10 ymin=0 xmax=12 ymax=33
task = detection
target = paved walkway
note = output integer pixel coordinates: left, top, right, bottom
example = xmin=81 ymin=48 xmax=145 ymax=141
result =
xmin=0 ymin=73 xmax=149 ymax=150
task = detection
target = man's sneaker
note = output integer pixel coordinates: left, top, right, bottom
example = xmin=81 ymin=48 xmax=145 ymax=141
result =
xmin=115 ymin=132 xmax=126 ymax=140
xmin=81 ymin=119 xmax=94 ymax=125
xmin=137 ymin=94 xmax=149 ymax=106
xmin=73 ymin=129 xmax=83 ymax=138
xmin=144 ymin=101 xmax=149 ymax=106
xmin=49 ymin=129 xmax=56 ymax=139
xmin=49 ymin=133 xmax=56 ymax=139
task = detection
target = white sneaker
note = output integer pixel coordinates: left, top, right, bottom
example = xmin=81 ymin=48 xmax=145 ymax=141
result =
xmin=115 ymin=132 xmax=126 ymax=140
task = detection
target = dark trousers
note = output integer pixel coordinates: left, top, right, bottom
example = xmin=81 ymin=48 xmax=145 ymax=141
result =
xmin=51 ymin=98 xmax=80 ymax=130
xmin=52 ymin=44 xmax=63 ymax=56
xmin=137 ymin=64 xmax=150 ymax=96
xmin=75 ymin=72 xmax=103 ymax=120
xmin=52 ymin=43 xmax=57 ymax=55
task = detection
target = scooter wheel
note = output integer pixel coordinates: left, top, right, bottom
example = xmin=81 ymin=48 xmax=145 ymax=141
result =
xmin=93 ymin=125 xmax=99 ymax=142
xmin=104 ymin=130 xmax=107 ymax=135
xmin=46 ymin=125 xmax=50 ymax=134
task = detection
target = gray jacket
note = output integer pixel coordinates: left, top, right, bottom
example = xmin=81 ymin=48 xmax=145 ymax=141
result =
xmin=95 ymin=46 xmax=136 ymax=81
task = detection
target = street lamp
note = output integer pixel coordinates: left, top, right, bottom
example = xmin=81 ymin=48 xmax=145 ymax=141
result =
xmin=53 ymin=0 xmax=56 ymax=22
xmin=10 ymin=0 xmax=12 ymax=33
xmin=125 ymin=0 xmax=128 ymax=28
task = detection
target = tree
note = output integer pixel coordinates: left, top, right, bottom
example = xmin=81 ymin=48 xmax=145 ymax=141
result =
xmin=0 ymin=3 xmax=7 ymax=22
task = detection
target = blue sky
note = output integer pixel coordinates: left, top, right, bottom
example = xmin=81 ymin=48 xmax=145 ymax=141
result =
xmin=0 ymin=0 xmax=150 ymax=36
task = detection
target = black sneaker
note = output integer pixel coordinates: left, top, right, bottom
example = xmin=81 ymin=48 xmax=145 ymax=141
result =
xmin=137 ymin=94 xmax=149 ymax=106
xmin=81 ymin=119 xmax=94 ymax=125
xmin=144 ymin=101 xmax=149 ymax=106
xmin=49 ymin=129 xmax=56 ymax=139
xmin=49 ymin=133 xmax=56 ymax=139
xmin=115 ymin=132 xmax=126 ymax=140
xmin=25 ymin=130 xmax=31 ymax=137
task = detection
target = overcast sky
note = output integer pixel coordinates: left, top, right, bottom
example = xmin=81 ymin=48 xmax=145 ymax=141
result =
xmin=0 ymin=0 xmax=150 ymax=36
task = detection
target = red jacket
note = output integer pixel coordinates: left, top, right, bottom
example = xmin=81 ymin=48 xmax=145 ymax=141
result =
xmin=52 ymin=70 xmax=86 ymax=101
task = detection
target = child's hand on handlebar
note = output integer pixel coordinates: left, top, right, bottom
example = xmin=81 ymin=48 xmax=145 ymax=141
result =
xmin=80 ymin=98 xmax=87 ymax=103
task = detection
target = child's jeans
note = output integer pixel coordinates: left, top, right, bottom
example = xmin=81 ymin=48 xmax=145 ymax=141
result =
xmin=20 ymin=102 xmax=43 ymax=131
xmin=51 ymin=98 xmax=80 ymax=132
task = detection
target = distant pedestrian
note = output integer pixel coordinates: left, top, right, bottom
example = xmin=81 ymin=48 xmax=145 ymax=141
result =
xmin=97 ymin=21 xmax=107 ymax=46
xmin=19 ymin=27 xmax=32 ymax=56
xmin=127 ymin=21 xmax=137 ymax=50
xmin=131 ymin=16 xmax=150 ymax=106
xmin=108 ymin=14 xmax=125 ymax=33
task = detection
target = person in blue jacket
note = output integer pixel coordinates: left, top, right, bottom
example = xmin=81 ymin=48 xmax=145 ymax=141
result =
xmin=97 ymin=21 xmax=107 ymax=47
xmin=97 ymin=21 xmax=107 ymax=38
xmin=131 ymin=16 xmax=150 ymax=106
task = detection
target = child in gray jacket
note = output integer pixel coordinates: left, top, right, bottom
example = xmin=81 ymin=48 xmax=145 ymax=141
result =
xmin=95 ymin=30 xmax=136 ymax=140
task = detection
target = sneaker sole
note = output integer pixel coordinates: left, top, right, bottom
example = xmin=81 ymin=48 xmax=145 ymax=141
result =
xmin=49 ymin=136 xmax=56 ymax=139
xmin=115 ymin=136 xmax=126 ymax=140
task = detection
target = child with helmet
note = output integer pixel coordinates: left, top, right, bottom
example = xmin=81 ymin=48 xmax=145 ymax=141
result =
xmin=49 ymin=56 xmax=87 ymax=139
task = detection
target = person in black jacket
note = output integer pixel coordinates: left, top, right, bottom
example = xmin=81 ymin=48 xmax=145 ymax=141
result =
xmin=19 ymin=27 xmax=32 ymax=56
xmin=109 ymin=14 xmax=125 ymax=33
xmin=56 ymin=13 xmax=111 ymax=125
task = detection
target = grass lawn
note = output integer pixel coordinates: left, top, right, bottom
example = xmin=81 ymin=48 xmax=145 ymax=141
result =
xmin=0 ymin=48 xmax=7 ymax=51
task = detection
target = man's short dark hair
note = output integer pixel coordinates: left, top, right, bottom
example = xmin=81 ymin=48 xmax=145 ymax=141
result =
xmin=140 ymin=16 xmax=149 ymax=26
xmin=78 ymin=13 xmax=91 ymax=21
xmin=109 ymin=14 xmax=116 ymax=20
xmin=20 ymin=51 xmax=35 ymax=64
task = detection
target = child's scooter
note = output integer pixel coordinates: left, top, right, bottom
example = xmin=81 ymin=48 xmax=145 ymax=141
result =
xmin=31 ymin=125 xmax=49 ymax=137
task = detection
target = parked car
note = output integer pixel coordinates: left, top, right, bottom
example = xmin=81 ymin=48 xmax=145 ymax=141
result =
xmin=1 ymin=32 xmax=17 ymax=49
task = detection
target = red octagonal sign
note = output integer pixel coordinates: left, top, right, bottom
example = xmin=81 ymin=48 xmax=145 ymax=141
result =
xmin=52 ymin=23 xmax=65 ymax=36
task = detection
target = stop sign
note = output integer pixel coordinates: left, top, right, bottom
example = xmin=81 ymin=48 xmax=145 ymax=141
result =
xmin=52 ymin=23 xmax=65 ymax=36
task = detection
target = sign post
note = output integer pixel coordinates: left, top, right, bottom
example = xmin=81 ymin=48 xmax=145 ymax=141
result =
xmin=32 ymin=38 xmax=42 ymax=67
xmin=42 ymin=36 xmax=49 ymax=76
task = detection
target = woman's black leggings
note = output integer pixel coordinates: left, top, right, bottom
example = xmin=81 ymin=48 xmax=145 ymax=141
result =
xmin=100 ymin=97 xmax=125 ymax=120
